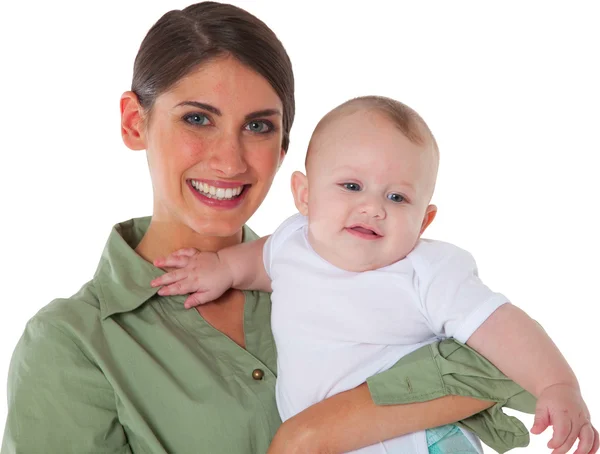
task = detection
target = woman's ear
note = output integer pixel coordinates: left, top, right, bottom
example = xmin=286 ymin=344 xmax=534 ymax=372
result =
xmin=420 ymin=204 xmax=437 ymax=235
xmin=277 ymin=148 xmax=286 ymax=169
xmin=120 ymin=91 xmax=146 ymax=150
xmin=291 ymin=171 xmax=309 ymax=216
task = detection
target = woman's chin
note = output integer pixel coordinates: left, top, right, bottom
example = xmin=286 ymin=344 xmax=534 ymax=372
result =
xmin=187 ymin=214 xmax=248 ymax=239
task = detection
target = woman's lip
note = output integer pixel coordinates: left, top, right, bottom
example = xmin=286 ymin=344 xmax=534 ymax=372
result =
xmin=187 ymin=181 xmax=249 ymax=209
xmin=188 ymin=179 xmax=247 ymax=189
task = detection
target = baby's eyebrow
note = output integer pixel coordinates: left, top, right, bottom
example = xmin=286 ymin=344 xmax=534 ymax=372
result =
xmin=332 ymin=165 xmax=360 ymax=174
xmin=396 ymin=181 xmax=415 ymax=192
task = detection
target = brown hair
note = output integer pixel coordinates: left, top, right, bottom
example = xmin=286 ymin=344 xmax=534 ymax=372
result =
xmin=131 ymin=1 xmax=295 ymax=151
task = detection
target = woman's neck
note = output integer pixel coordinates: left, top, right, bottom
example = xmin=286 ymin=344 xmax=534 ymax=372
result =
xmin=135 ymin=218 xmax=243 ymax=265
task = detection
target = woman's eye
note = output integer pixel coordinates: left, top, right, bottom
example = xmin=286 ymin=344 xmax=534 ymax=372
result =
xmin=184 ymin=113 xmax=210 ymax=126
xmin=342 ymin=183 xmax=361 ymax=191
xmin=387 ymin=193 xmax=405 ymax=203
xmin=245 ymin=120 xmax=272 ymax=133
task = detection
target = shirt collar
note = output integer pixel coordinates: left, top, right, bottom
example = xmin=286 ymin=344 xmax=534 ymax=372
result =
xmin=95 ymin=217 xmax=259 ymax=320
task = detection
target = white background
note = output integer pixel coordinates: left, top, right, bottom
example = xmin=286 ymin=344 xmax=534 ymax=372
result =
xmin=1 ymin=1 xmax=599 ymax=452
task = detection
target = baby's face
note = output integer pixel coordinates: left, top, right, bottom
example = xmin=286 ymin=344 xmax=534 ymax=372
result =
xmin=304 ymin=110 xmax=436 ymax=272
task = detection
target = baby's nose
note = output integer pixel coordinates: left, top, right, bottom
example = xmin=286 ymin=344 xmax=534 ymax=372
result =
xmin=358 ymin=200 xmax=385 ymax=219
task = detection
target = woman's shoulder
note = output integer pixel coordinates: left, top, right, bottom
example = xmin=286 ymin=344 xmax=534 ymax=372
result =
xmin=26 ymin=279 xmax=103 ymax=347
xmin=30 ymin=215 xmax=154 ymax=337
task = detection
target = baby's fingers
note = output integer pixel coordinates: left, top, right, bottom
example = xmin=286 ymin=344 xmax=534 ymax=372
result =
xmin=549 ymin=418 xmax=574 ymax=454
xmin=151 ymin=270 xmax=187 ymax=289
xmin=157 ymin=279 xmax=195 ymax=296
xmin=591 ymin=426 xmax=599 ymax=454
xmin=573 ymin=423 xmax=596 ymax=454
xmin=154 ymin=254 xmax=190 ymax=269
xmin=171 ymin=248 xmax=200 ymax=258
xmin=531 ymin=407 xmax=551 ymax=435
xmin=184 ymin=292 xmax=212 ymax=308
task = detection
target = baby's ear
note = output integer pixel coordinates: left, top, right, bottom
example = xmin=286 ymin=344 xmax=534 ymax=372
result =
xmin=291 ymin=171 xmax=309 ymax=216
xmin=420 ymin=204 xmax=437 ymax=235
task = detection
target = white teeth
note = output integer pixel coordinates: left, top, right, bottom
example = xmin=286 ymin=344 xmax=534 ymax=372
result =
xmin=190 ymin=180 xmax=244 ymax=200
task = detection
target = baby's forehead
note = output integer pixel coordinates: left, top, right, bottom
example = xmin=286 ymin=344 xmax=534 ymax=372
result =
xmin=319 ymin=96 xmax=437 ymax=148
xmin=315 ymin=104 xmax=429 ymax=149
xmin=312 ymin=108 xmax=429 ymax=158
xmin=309 ymin=108 xmax=391 ymax=156
xmin=311 ymin=129 xmax=433 ymax=177
xmin=316 ymin=104 xmax=378 ymax=135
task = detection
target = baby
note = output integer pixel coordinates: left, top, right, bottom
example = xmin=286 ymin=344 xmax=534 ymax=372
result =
xmin=151 ymin=96 xmax=596 ymax=453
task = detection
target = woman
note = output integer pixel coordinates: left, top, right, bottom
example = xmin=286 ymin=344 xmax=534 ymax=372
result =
xmin=1 ymin=3 xmax=497 ymax=453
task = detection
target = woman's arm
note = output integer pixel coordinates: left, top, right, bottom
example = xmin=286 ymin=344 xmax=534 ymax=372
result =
xmin=1 ymin=316 xmax=131 ymax=454
xmin=267 ymin=383 xmax=492 ymax=453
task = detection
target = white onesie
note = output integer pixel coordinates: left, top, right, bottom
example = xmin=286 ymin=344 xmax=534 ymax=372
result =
xmin=263 ymin=214 xmax=509 ymax=454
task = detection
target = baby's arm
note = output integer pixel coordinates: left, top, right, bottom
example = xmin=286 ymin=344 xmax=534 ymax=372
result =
xmin=151 ymin=236 xmax=271 ymax=308
xmin=467 ymin=302 xmax=596 ymax=454
xmin=468 ymin=303 xmax=576 ymax=401
xmin=220 ymin=236 xmax=272 ymax=292
xmin=420 ymin=242 xmax=597 ymax=453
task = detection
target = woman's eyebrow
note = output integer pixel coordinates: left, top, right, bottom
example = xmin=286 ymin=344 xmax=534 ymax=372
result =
xmin=175 ymin=101 xmax=221 ymax=115
xmin=245 ymin=109 xmax=281 ymax=121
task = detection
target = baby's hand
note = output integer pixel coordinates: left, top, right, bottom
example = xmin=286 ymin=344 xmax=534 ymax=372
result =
xmin=150 ymin=248 xmax=234 ymax=308
xmin=531 ymin=383 xmax=598 ymax=454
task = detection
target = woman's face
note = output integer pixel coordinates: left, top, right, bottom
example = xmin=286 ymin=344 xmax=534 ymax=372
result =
xmin=141 ymin=56 xmax=285 ymax=237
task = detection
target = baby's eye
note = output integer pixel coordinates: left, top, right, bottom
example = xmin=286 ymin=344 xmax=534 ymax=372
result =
xmin=184 ymin=113 xmax=210 ymax=126
xmin=342 ymin=183 xmax=361 ymax=191
xmin=387 ymin=193 xmax=405 ymax=203
xmin=245 ymin=120 xmax=273 ymax=133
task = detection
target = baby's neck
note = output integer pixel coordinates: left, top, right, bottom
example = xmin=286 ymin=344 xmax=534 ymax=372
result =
xmin=306 ymin=229 xmax=410 ymax=273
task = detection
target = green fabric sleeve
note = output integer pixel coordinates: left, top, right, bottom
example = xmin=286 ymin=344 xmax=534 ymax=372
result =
xmin=1 ymin=317 xmax=131 ymax=454
xmin=367 ymin=339 xmax=536 ymax=453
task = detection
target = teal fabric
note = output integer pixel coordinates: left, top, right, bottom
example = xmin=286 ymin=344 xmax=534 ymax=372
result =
xmin=427 ymin=425 xmax=479 ymax=453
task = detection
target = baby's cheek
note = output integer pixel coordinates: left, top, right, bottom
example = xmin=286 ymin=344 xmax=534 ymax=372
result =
xmin=398 ymin=216 xmax=425 ymax=247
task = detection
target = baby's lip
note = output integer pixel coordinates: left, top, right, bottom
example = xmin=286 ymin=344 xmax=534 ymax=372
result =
xmin=346 ymin=223 xmax=383 ymax=237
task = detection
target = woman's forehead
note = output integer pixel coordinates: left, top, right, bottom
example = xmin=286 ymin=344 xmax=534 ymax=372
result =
xmin=157 ymin=56 xmax=283 ymax=113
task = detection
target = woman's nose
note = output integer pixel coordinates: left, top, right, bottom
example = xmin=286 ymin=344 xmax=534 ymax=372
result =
xmin=208 ymin=134 xmax=248 ymax=177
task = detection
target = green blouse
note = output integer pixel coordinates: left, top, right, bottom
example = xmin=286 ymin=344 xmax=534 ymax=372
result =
xmin=1 ymin=217 xmax=412 ymax=454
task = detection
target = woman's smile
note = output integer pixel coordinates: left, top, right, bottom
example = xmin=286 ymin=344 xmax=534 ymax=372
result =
xmin=187 ymin=179 xmax=250 ymax=209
